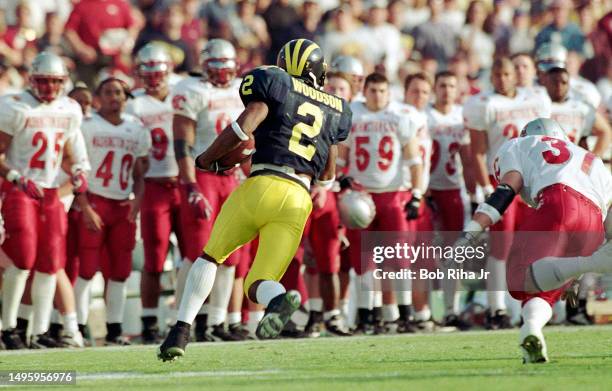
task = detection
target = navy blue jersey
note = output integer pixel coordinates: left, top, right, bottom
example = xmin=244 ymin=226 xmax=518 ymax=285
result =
xmin=239 ymin=66 xmax=351 ymax=178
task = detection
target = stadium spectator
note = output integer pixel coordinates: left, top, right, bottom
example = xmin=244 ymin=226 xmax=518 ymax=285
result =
xmin=440 ymin=0 xmax=464 ymax=34
xmin=508 ymin=7 xmax=534 ymax=55
xmin=3 ymin=1 xmax=37 ymax=60
xmin=64 ymin=0 xmax=140 ymax=87
xmin=288 ymin=0 xmax=323 ymax=43
xmin=483 ymin=0 xmax=512 ymax=57
xmin=37 ymin=12 xmax=74 ymax=70
xmin=263 ymin=0 xmax=299 ymax=64
xmin=319 ymin=5 xmax=365 ymax=63
xmin=0 ymin=9 xmax=24 ymax=66
xmin=200 ymin=0 xmax=237 ymax=40
xmin=535 ymin=0 xmax=586 ymax=54
xmin=232 ymin=0 xmax=270 ymax=51
xmin=134 ymin=3 xmax=194 ymax=73
xmin=180 ymin=0 xmax=205 ymax=64
xmin=459 ymin=1 xmax=494 ymax=70
xmin=411 ymin=0 xmax=457 ymax=69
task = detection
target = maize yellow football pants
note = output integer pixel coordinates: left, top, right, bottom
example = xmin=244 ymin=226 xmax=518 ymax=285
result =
xmin=203 ymin=174 xmax=313 ymax=299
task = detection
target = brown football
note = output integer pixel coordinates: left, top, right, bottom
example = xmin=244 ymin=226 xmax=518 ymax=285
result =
xmin=218 ymin=137 xmax=256 ymax=167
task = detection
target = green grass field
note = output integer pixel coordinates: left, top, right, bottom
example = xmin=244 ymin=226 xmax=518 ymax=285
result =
xmin=2 ymin=325 xmax=612 ymax=390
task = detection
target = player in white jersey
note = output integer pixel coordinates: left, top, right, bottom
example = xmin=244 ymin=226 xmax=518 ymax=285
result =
xmin=125 ymin=44 xmax=186 ymax=344
xmin=426 ymin=71 xmax=475 ymax=330
xmin=403 ymin=72 xmax=436 ymax=330
xmin=456 ymin=118 xmax=611 ymax=363
xmin=338 ymin=72 xmax=423 ymax=334
xmin=464 ymin=57 xmax=552 ymax=329
xmin=74 ymin=78 xmax=151 ymax=346
xmin=542 ymin=65 xmax=611 ymax=156
xmin=0 ymin=52 xmax=88 ymax=350
xmin=171 ymin=39 xmax=246 ymax=341
xmin=330 ymin=56 xmax=365 ymax=102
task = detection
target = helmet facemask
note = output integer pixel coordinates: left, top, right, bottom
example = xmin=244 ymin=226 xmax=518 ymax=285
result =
xmin=205 ymin=59 xmax=237 ymax=87
xmin=138 ymin=61 xmax=170 ymax=94
xmin=30 ymin=75 xmax=66 ymax=103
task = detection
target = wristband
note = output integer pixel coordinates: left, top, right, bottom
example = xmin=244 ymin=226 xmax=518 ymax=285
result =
xmin=315 ymin=177 xmax=335 ymax=190
xmin=231 ymin=121 xmax=249 ymax=141
xmin=6 ymin=169 xmax=21 ymax=183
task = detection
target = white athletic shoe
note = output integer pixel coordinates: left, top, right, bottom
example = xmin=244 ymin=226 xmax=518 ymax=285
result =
xmin=520 ymin=335 xmax=549 ymax=364
xmin=61 ymin=331 xmax=84 ymax=348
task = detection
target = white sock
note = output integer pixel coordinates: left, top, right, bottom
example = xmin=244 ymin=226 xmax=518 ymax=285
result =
xmin=74 ymin=277 xmax=92 ymax=325
xmin=307 ymin=298 xmax=323 ymax=312
xmin=339 ymin=299 xmax=349 ymax=319
xmin=442 ymin=277 xmax=459 ymax=315
xmin=227 ymin=312 xmax=241 ymax=325
xmin=31 ymin=272 xmax=57 ymax=335
xmin=51 ymin=309 xmax=61 ymax=324
xmin=323 ymin=309 xmax=341 ymax=321
xmin=207 ymin=265 xmax=235 ymax=325
xmin=291 ymin=308 xmax=310 ymax=327
xmin=520 ymin=297 xmax=552 ymax=357
xmin=17 ymin=304 xmax=33 ymax=321
xmin=141 ymin=307 xmax=158 ymax=318
xmin=373 ymin=291 xmax=383 ymax=308
xmin=414 ymin=307 xmax=431 ymax=322
xmin=396 ymin=290 xmax=412 ymax=306
xmin=486 ymin=257 xmax=507 ymax=311
xmin=255 ymin=280 xmax=286 ymax=307
xmin=1 ymin=266 xmax=29 ymax=330
xmin=247 ymin=310 xmax=264 ymax=334
xmin=105 ymin=280 xmax=127 ymax=324
xmin=175 ymin=258 xmax=193 ymax=308
xmin=357 ymin=275 xmax=374 ymax=310
xmin=63 ymin=312 xmax=78 ymax=334
xmin=177 ymin=258 xmax=218 ymax=324
xmin=383 ymin=304 xmax=399 ymax=322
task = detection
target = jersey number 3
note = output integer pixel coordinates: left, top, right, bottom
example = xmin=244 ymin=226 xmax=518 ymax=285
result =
xmin=289 ymin=102 xmax=322 ymax=161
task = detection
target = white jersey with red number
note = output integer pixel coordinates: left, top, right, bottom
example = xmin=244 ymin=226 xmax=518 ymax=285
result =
xmin=171 ymin=77 xmax=243 ymax=156
xmin=346 ymin=101 xmax=419 ymax=192
xmin=126 ymin=92 xmax=178 ymax=178
xmin=0 ymin=92 xmax=83 ymax=189
xmin=494 ymin=136 xmax=611 ymax=216
xmin=395 ymin=103 xmax=430 ymax=191
xmin=550 ymin=97 xmax=596 ymax=144
xmin=464 ymin=88 xmax=551 ymax=174
xmin=82 ymin=112 xmax=151 ymax=200
xmin=427 ymin=104 xmax=469 ymax=190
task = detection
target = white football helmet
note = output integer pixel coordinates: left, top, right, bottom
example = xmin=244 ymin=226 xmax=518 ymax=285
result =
xmin=520 ymin=118 xmax=568 ymax=141
xmin=338 ymin=189 xmax=376 ymax=229
xmin=330 ymin=55 xmax=364 ymax=77
xmin=201 ymin=39 xmax=237 ymax=87
xmin=136 ymin=43 xmax=172 ymax=92
xmin=535 ymin=42 xmax=567 ymax=72
xmin=30 ymin=51 xmax=68 ymax=102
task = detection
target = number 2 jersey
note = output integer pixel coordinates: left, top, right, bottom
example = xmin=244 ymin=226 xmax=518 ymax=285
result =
xmin=126 ymin=91 xmax=178 ymax=178
xmin=346 ymin=101 xmax=424 ymax=192
xmin=494 ymin=136 xmax=611 ymax=216
xmin=81 ymin=112 xmax=151 ymax=200
xmin=239 ymin=66 xmax=352 ymax=179
xmin=0 ymin=92 xmax=84 ymax=189
xmin=464 ymin=88 xmax=551 ymax=174
xmin=172 ymin=76 xmax=244 ymax=157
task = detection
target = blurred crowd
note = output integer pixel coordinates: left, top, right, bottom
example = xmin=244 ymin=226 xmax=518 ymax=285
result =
xmin=0 ymin=0 xmax=610 ymax=106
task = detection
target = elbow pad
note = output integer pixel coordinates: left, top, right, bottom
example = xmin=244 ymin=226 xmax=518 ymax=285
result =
xmin=475 ymin=183 xmax=516 ymax=225
xmin=174 ymin=139 xmax=194 ymax=160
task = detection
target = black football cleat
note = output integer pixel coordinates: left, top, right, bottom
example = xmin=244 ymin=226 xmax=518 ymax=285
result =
xmin=158 ymin=322 xmax=191 ymax=362
xmin=256 ymin=290 xmax=301 ymax=340
xmin=1 ymin=328 xmax=27 ymax=350
xmin=485 ymin=309 xmax=513 ymax=330
xmin=30 ymin=332 xmax=62 ymax=349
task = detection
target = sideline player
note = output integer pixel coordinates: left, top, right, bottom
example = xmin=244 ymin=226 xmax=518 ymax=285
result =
xmin=74 ymin=78 xmax=151 ymax=345
xmin=457 ymin=118 xmax=611 ymax=363
xmin=0 ymin=52 xmax=88 ymax=349
xmin=126 ymin=44 xmax=183 ymax=344
xmin=464 ymin=57 xmax=551 ymax=328
xmin=158 ymin=38 xmax=352 ymax=361
xmin=542 ymin=64 xmax=611 ymax=156
xmin=426 ymin=71 xmax=474 ymax=329
xmin=171 ymin=39 xmax=245 ymax=341
xmin=339 ymin=72 xmax=423 ymax=334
